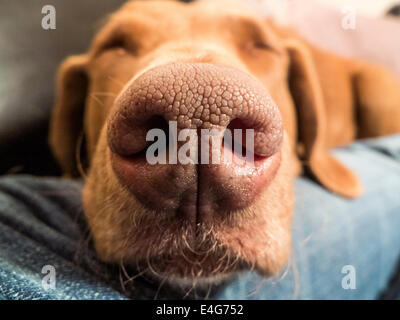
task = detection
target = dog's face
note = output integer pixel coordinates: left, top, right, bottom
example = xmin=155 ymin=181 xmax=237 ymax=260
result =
xmin=49 ymin=0 xmax=360 ymax=285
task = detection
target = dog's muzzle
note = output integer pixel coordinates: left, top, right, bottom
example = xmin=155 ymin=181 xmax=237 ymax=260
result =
xmin=107 ymin=62 xmax=283 ymax=224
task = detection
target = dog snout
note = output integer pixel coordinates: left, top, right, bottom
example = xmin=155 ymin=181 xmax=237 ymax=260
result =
xmin=107 ymin=62 xmax=283 ymax=222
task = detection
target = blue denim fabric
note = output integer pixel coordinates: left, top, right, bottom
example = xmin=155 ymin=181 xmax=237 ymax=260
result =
xmin=0 ymin=134 xmax=400 ymax=300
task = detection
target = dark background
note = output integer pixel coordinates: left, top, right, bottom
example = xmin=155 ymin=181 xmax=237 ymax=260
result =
xmin=0 ymin=0 xmax=125 ymax=175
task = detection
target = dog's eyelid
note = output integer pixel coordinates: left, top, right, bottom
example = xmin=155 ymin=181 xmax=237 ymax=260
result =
xmin=252 ymin=26 xmax=279 ymax=51
xmin=254 ymin=41 xmax=282 ymax=55
xmin=231 ymin=16 xmax=278 ymax=53
xmin=102 ymin=36 xmax=125 ymax=50
xmin=244 ymin=33 xmax=280 ymax=55
xmin=93 ymin=26 xmax=141 ymax=57
xmin=95 ymin=35 xmax=139 ymax=57
xmin=253 ymin=39 xmax=273 ymax=50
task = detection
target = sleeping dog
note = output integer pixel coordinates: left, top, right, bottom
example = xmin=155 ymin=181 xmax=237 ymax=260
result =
xmin=49 ymin=0 xmax=400 ymax=286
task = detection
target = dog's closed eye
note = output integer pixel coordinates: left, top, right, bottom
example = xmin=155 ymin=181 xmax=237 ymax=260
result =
xmin=93 ymin=19 xmax=150 ymax=57
xmin=95 ymin=31 xmax=139 ymax=56
xmin=229 ymin=16 xmax=278 ymax=54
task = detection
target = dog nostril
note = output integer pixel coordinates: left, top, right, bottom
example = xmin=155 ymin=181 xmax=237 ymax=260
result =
xmin=223 ymin=116 xmax=283 ymax=159
xmin=146 ymin=115 xmax=170 ymax=143
xmin=108 ymin=114 xmax=170 ymax=158
xmin=225 ymin=119 xmax=254 ymax=158
xmin=134 ymin=115 xmax=170 ymax=157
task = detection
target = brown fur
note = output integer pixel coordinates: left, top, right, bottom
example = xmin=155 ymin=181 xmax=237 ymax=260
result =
xmin=49 ymin=0 xmax=400 ymax=284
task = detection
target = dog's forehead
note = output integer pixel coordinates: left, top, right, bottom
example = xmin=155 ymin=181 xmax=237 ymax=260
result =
xmin=87 ymin=0 xmax=284 ymax=60
xmin=121 ymin=0 xmax=254 ymax=15
xmin=90 ymin=0 xmax=279 ymax=50
xmin=111 ymin=0 xmax=262 ymax=27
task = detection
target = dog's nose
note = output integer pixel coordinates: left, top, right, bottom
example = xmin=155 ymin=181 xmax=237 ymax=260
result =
xmin=107 ymin=63 xmax=283 ymax=222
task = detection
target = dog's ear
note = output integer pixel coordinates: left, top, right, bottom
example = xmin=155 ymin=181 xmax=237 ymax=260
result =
xmin=284 ymin=39 xmax=363 ymax=198
xmin=49 ymin=55 xmax=88 ymax=177
xmin=353 ymin=61 xmax=400 ymax=138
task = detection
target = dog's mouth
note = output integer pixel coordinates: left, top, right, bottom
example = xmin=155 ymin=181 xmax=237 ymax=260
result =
xmin=107 ymin=151 xmax=283 ymax=285
xmin=85 ymin=139 xmax=292 ymax=284
xmin=110 ymin=149 xmax=281 ymax=226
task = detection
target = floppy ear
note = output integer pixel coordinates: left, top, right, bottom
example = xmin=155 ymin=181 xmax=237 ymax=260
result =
xmin=285 ymin=39 xmax=363 ymax=198
xmin=49 ymin=55 xmax=89 ymax=177
xmin=353 ymin=62 xmax=400 ymax=138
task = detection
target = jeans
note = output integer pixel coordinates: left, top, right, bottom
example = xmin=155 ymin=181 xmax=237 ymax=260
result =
xmin=1 ymin=134 xmax=400 ymax=300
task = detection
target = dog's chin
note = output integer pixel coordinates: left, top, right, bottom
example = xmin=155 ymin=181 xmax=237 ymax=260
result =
xmin=126 ymin=219 xmax=257 ymax=285
xmin=82 ymin=131 xmax=294 ymax=287
xmin=146 ymin=269 xmax=239 ymax=290
xmin=84 ymin=185 xmax=292 ymax=285
xmin=84 ymin=196 xmax=292 ymax=288
xmin=131 ymin=246 xmax=249 ymax=289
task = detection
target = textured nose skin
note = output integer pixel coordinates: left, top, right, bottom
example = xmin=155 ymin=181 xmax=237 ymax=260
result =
xmin=107 ymin=63 xmax=283 ymax=221
xmin=108 ymin=63 xmax=282 ymax=157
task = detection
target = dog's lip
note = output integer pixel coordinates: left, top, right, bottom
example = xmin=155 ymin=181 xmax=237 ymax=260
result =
xmin=111 ymin=148 xmax=281 ymax=220
xmin=218 ymin=148 xmax=282 ymax=189
xmin=197 ymin=150 xmax=281 ymax=221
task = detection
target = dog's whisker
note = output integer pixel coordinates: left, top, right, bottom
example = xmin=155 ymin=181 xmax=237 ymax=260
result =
xmin=290 ymin=251 xmax=301 ymax=300
xmin=179 ymin=248 xmax=200 ymax=266
xmin=75 ymin=131 xmax=88 ymax=180
xmin=204 ymin=283 xmax=213 ymax=300
xmin=182 ymin=278 xmax=196 ymax=299
xmin=91 ymin=91 xmax=118 ymax=97
xmin=89 ymin=93 xmax=107 ymax=107
xmin=272 ymin=256 xmax=292 ymax=284
xmin=154 ymin=276 xmax=168 ymax=300
xmin=145 ymin=246 xmax=163 ymax=279
xmin=224 ymin=250 xmax=240 ymax=273
xmin=182 ymin=232 xmax=200 ymax=256
xmin=107 ymin=75 xmax=126 ymax=88
xmin=118 ymin=264 xmax=127 ymax=293
xmin=120 ymin=258 xmax=129 ymax=278
xmin=248 ymin=276 xmax=268 ymax=297
xmin=125 ymin=269 xmax=148 ymax=284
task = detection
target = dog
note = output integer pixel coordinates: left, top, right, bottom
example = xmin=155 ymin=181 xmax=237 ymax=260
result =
xmin=49 ymin=0 xmax=400 ymax=287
